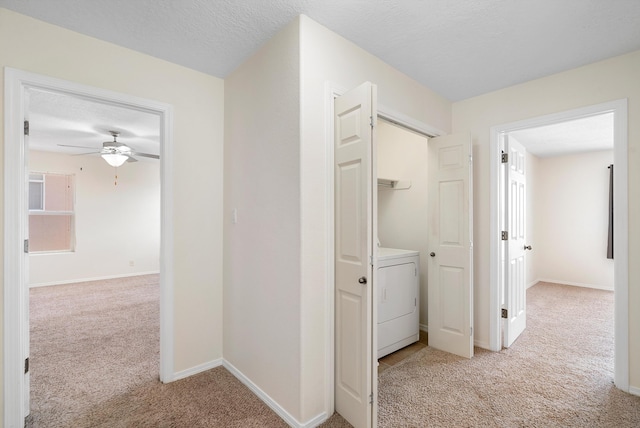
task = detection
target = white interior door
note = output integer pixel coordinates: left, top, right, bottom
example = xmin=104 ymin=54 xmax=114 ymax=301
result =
xmin=503 ymin=136 xmax=527 ymax=347
xmin=427 ymin=133 xmax=473 ymax=358
xmin=334 ymin=82 xmax=377 ymax=428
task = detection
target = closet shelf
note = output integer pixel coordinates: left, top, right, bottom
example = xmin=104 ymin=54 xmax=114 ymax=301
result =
xmin=378 ymin=178 xmax=411 ymax=190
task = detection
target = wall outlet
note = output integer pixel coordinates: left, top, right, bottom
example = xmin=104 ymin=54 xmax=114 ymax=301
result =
xmin=129 ymin=260 xmax=135 ymax=267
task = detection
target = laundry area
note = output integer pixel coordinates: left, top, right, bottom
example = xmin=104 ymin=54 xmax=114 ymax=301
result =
xmin=376 ymin=119 xmax=430 ymax=358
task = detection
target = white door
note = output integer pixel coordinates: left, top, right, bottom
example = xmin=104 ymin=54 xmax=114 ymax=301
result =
xmin=334 ymin=82 xmax=377 ymax=428
xmin=503 ymin=136 xmax=527 ymax=347
xmin=427 ymin=134 xmax=474 ymax=358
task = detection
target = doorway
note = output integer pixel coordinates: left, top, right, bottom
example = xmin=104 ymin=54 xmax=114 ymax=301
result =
xmin=330 ymin=82 xmax=473 ymax=427
xmin=26 ymin=87 xmax=161 ymax=424
xmin=489 ymin=100 xmax=629 ymax=391
xmin=4 ymin=68 xmax=175 ymax=426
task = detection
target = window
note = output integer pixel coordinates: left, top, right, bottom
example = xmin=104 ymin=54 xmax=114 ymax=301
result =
xmin=28 ymin=172 xmax=75 ymax=253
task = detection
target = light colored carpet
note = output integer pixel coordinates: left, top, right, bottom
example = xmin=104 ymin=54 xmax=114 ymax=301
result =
xmin=27 ymin=275 xmax=288 ymax=427
xmin=375 ymin=282 xmax=640 ymax=427
xmin=28 ymin=278 xmax=640 ymax=427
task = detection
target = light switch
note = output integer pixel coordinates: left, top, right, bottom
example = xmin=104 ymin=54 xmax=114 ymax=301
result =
xmin=232 ymin=208 xmax=238 ymax=224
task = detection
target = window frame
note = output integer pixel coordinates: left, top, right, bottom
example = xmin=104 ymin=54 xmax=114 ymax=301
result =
xmin=28 ymin=171 xmax=76 ymax=253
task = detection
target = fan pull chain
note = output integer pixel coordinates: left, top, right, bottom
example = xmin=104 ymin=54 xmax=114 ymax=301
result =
xmin=114 ymin=167 xmax=118 ymax=186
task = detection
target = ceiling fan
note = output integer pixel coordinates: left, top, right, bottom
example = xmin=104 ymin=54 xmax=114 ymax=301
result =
xmin=58 ymin=130 xmax=160 ymax=167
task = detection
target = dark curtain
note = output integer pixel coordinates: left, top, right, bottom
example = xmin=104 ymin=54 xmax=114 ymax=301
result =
xmin=607 ymin=164 xmax=614 ymax=259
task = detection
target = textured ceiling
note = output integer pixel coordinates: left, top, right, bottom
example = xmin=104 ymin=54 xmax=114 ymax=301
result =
xmin=510 ymin=113 xmax=613 ymax=158
xmin=1 ymin=0 xmax=639 ymax=101
xmin=4 ymin=1 xmax=634 ymax=158
xmin=28 ymin=89 xmax=160 ymax=159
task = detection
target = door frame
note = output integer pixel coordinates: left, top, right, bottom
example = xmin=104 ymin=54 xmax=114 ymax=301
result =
xmin=488 ymin=99 xmax=629 ymax=391
xmin=324 ymin=81 xmax=444 ymax=417
xmin=4 ymin=67 xmax=175 ymax=427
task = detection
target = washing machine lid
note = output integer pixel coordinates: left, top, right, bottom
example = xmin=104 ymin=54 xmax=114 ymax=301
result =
xmin=378 ymin=247 xmax=420 ymax=261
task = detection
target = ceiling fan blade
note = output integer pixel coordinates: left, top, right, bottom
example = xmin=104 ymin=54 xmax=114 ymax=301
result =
xmin=58 ymin=143 xmax=101 ymax=150
xmin=126 ymin=155 xmax=138 ymax=163
xmin=71 ymin=151 xmax=101 ymax=156
xmin=130 ymin=151 xmax=160 ymax=159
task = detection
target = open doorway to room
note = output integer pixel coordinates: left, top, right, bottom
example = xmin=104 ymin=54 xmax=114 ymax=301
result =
xmin=4 ymin=68 xmax=174 ymax=427
xmin=509 ymin=113 xmax=615 ymax=293
xmin=490 ymin=100 xmax=629 ymax=391
xmin=375 ymin=119 xmax=429 ymax=372
xmin=500 ymin=111 xmax=616 ymax=361
xmin=25 ymin=88 xmax=162 ymax=426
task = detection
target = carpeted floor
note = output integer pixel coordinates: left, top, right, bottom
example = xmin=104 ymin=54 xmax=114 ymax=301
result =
xmin=28 ymin=278 xmax=640 ymax=427
xmin=27 ymin=275 xmax=289 ymax=428
xmin=375 ymin=282 xmax=640 ymax=427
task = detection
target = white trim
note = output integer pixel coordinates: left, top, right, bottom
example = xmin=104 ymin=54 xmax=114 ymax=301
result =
xmin=28 ymin=271 xmax=161 ymax=288
xmin=378 ymin=103 xmax=445 ymax=138
xmin=474 ymin=339 xmax=490 ymax=350
xmin=489 ymin=99 xmax=629 ymax=391
xmin=4 ymin=67 xmax=175 ymax=427
xmin=223 ymin=360 xmax=325 ymax=428
xmin=4 ymin=66 xmax=28 ymax=428
xmin=323 ymin=81 xmax=343 ymax=419
xmin=419 ymin=323 xmax=429 ymax=332
xmin=173 ymin=358 xmax=223 ymax=382
xmin=534 ymin=278 xmax=614 ymax=292
xmin=629 ymin=386 xmax=640 ymax=397
xmin=298 ymin=412 xmax=330 ymax=428
xmin=527 ymin=280 xmax=539 ymax=289
xmin=159 ymin=91 xmax=175 ymax=384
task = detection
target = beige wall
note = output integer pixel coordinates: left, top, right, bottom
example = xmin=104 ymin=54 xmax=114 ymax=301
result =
xmin=224 ymin=15 xmax=452 ymax=424
xmin=377 ymin=120 xmax=430 ymax=327
xmin=299 ymin=15 xmax=452 ymax=421
xmin=525 ymin=147 xmax=540 ymax=287
xmin=223 ymin=17 xmax=302 ymax=421
xmin=452 ymin=50 xmax=640 ymax=389
xmin=29 ymin=150 xmax=160 ymax=286
xmin=532 ymin=150 xmax=614 ymax=290
xmin=1 ymin=8 xmax=225 ymax=418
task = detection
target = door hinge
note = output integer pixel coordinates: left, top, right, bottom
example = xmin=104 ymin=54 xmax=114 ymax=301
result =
xmin=24 ymin=239 xmax=29 ymax=253
xmin=370 ymin=115 xmax=376 ymax=128
xmin=370 ymin=255 xmax=374 ymax=266
xmin=414 ymin=297 xmax=417 ymax=307
xmin=501 ymin=231 xmax=508 ymax=240
xmin=469 ymin=154 xmax=473 ymax=164
xmin=501 ymin=308 xmax=508 ymax=319
xmin=369 ymin=392 xmax=374 ymax=404
xmin=24 ymin=120 xmax=30 ymax=136
xmin=25 ymin=357 xmax=29 ymax=374
xmin=470 ymin=326 xmax=473 ymax=337
xmin=501 ymin=152 xmax=508 ymax=163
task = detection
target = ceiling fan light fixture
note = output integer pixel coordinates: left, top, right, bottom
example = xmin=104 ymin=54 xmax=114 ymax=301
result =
xmin=101 ymin=153 xmax=128 ymax=167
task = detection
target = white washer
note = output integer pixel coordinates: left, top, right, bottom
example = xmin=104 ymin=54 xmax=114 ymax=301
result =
xmin=377 ymin=247 xmax=420 ymax=358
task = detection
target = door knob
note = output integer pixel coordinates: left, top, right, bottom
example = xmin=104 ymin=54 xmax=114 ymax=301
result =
xmin=358 ymin=276 xmax=367 ymax=285
xmin=430 ymin=252 xmax=436 ymax=257
xmin=524 ymin=245 xmax=532 ymax=250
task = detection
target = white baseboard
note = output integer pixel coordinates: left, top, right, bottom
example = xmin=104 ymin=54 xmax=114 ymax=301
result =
xmin=29 ymin=271 xmax=160 ymax=288
xmin=300 ymin=411 xmax=330 ymax=428
xmin=629 ymin=385 xmax=640 ymax=397
xmin=527 ymin=279 xmax=539 ymax=289
xmin=419 ymin=323 xmax=428 ymax=332
xmin=172 ymin=358 xmax=223 ymax=382
xmin=535 ymin=278 xmax=613 ymax=291
xmin=474 ymin=339 xmax=490 ymax=350
xmin=223 ymin=359 xmax=326 ymax=428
